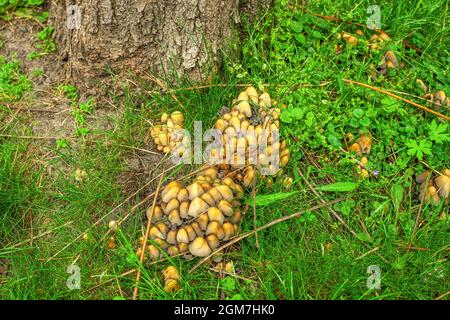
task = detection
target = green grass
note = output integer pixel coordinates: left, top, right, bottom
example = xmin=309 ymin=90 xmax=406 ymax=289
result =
xmin=0 ymin=55 xmax=32 ymax=102
xmin=0 ymin=0 xmax=449 ymax=300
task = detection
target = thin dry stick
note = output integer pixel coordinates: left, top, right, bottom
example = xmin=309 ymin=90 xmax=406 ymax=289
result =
xmin=297 ymin=168 xmax=388 ymax=263
xmin=0 ymin=134 xmax=78 ymax=140
xmin=419 ymin=161 xmax=442 ymax=176
xmin=252 ymin=177 xmax=259 ymax=249
xmin=133 ymin=170 xmax=165 ymax=300
xmin=46 ymin=168 xmax=167 ymax=262
xmin=208 ymin=268 xmax=255 ymax=282
xmin=115 ymin=275 xmax=124 ymax=298
xmin=8 ymin=221 xmax=73 ymax=249
xmin=4 ymin=106 xmax=60 ymax=113
xmin=300 ymin=8 xmax=423 ymax=53
xmin=339 ymin=147 xmax=368 ymax=171
xmin=110 ymin=164 xmax=215 ymax=238
xmin=402 ymin=246 xmax=429 ymax=252
xmin=410 ymin=176 xmax=431 ymax=243
xmin=435 ymin=290 xmax=450 ymax=301
xmin=297 ymin=168 xmax=357 ymax=237
xmin=149 ymin=81 xmax=332 ymax=96
xmin=116 ymin=144 xmax=160 ymax=156
xmin=343 ymin=79 xmax=450 ymax=121
xmin=190 ymin=198 xmax=344 ymax=273
xmin=142 ymin=71 xmax=185 ymax=112
xmin=87 ymin=269 xmax=136 ymax=292
xmin=356 ymin=247 xmax=380 ymax=260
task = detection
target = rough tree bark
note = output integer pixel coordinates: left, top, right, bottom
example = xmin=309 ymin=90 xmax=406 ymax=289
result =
xmin=48 ymin=0 xmax=271 ymax=82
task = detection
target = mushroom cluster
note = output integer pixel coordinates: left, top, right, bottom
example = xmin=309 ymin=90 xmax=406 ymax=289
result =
xmin=423 ymin=90 xmax=450 ymax=110
xmin=347 ymin=134 xmax=373 ymax=179
xmin=150 ymin=111 xmax=186 ymax=154
xmin=210 ymin=86 xmax=290 ymax=173
xmin=142 ymin=167 xmax=243 ymax=259
xmin=162 ymin=266 xmax=180 ymax=293
xmin=368 ymin=32 xmax=390 ymax=51
xmin=416 ymin=169 xmax=450 ymax=206
xmin=377 ymin=50 xmax=399 ymax=75
xmin=137 ymin=87 xmax=291 ymax=261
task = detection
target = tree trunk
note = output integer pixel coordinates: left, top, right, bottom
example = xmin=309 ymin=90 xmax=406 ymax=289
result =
xmin=49 ymin=0 xmax=270 ymax=82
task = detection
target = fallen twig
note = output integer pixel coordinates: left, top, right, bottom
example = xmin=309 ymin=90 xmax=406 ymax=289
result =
xmin=297 ymin=168 xmax=357 ymax=237
xmin=46 ymin=163 xmax=172 ymax=262
xmin=7 ymin=221 xmax=73 ymax=249
xmin=435 ymin=290 xmax=450 ymax=300
xmin=0 ymin=134 xmax=77 ymax=140
xmin=343 ymin=79 xmax=450 ymax=121
xmin=300 ymin=8 xmax=423 ymax=53
xmin=107 ymin=163 xmax=216 ymax=240
xmin=189 ymin=198 xmax=344 ymax=273
xmin=252 ymin=177 xmax=259 ymax=249
xmin=133 ymin=170 xmax=165 ymax=300
xmin=356 ymin=247 xmax=380 ymax=260
xmin=87 ymin=269 xmax=136 ymax=292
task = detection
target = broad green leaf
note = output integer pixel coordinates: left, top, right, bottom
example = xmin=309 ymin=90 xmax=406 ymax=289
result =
xmin=357 ymin=232 xmax=372 ymax=242
xmin=353 ymin=108 xmax=364 ymax=118
xmin=316 ymin=182 xmax=358 ymax=192
xmin=252 ymin=191 xmax=299 ymax=206
xmin=294 ymin=33 xmax=305 ymax=44
xmin=391 ymin=184 xmax=404 ymax=210
xmin=428 ymin=120 xmax=449 ymax=144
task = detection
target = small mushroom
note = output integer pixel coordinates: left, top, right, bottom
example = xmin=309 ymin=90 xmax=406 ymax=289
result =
xmin=243 ymin=167 xmax=255 ymax=187
xmin=189 ymin=237 xmax=212 ymax=257
xmin=186 ymin=182 xmax=205 ymax=200
xmin=207 ymin=207 xmax=225 ymax=224
xmin=166 ymin=230 xmax=177 ymax=245
xmin=146 ymin=244 xmax=160 ymax=259
xmin=205 ymin=234 xmax=220 ymax=250
xmin=218 ymin=200 xmax=234 ymax=216
xmin=215 ymin=185 xmax=234 ymax=201
xmin=200 ymin=192 xmax=216 ymax=206
xmin=190 ymin=222 xmax=203 ymax=237
xmin=161 ymin=113 xmax=169 ymax=123
xmin=161 ymin=182 xmax=181 ymax=203
xmin=163 ymin=266 xmax=180 ymax=281
xmin=188 ymin=197 xmax=209 ymax=218
xmin=170 ymin=111 xmax=184 ymax=125
xmin=176 ymin=228 xmax=190 ymax=244
xmin=150 ymin=226 xmax=166 ymax=240
xmin=168 ymin=209 xmax=183 ymax=226
xmin=107 ymin=236 xmax=116 ymax=249
xmin=108 ymin=220 xmax=119 ymax=231
xmin=416 ymin=171 xmax=431 ymax=184
xmin=245 ymin=86 xmax=259 ymax=104
xmin=177 ymin=188 xmax=189 ymax=202
xmin=164 ymin=279 xmax=180 ymax=293
xmin=206 ymin=221 xmax=225 ymax=240
xmin=222 ymin=222 xmax=235 ymax=240
xmin=259 ymin=92 xmax=271 ymax=108
xmin=167 ymin=246 xmax=179 ymax=256
xmin=435 ymin=169 xmax=450 ymax=199
xmin=356 ymin=135 xmax=372 ymax=154
xmin=237 ymin=101 xmax=252 ymax=118
xmin=421 ymin=185 xmax=441 ymax=206
xmin=179 ymin=201 xmax=190 ymax=218
xmin=147 ymin=205 xmax=164 ymax=222
xmin=164 ymin=198 xmax=180 ymax=214
xmin=184 ymin=225 xmax=197 ymax=241
xmin=229 ymin=210 xmax=242 ymax=224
